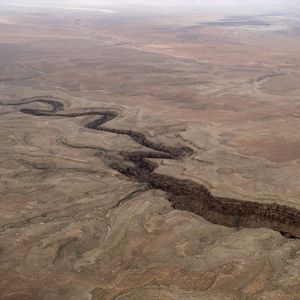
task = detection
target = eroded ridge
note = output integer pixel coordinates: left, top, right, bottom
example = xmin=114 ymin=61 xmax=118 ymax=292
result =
xmin=2 ymin=97 xmax=300 ymax=238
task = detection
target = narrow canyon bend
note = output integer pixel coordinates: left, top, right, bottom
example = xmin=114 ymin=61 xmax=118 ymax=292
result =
xmin=3 ymin=97 xmax=299 ymax=238
xmin=1 ymin=1 xmax=300 ymax=299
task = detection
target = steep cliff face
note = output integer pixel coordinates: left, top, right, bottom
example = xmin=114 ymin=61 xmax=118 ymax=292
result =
xmin=6 ymin=97 xmax=299 ymax=238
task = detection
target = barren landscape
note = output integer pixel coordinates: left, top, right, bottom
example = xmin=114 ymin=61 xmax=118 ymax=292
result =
xmin=1 ymin=1 xmax=300 ymax=299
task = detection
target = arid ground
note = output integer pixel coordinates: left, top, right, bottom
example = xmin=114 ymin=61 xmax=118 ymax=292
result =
xmin=1 ymin=1 xmax=300 ymax=299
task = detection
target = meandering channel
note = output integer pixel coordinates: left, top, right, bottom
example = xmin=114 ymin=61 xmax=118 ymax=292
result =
xmin=3 ymin=97 xmax=300 ymax=238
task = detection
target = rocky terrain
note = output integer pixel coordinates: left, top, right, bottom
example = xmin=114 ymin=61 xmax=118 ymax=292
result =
xmin=1 ymin=1 xmax=300 ymax=299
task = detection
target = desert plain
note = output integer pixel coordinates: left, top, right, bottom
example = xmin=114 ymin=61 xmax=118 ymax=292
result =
xmin=1 ymin=1 xmax=300 ymax=299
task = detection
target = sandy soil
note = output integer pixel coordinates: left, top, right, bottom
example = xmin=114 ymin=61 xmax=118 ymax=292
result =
xmin=0 ymin=4 xmax=300 ymax=300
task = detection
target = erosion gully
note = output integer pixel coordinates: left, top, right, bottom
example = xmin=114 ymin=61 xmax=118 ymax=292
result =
xmin=2 ymin=97 xmax=299 ymax=238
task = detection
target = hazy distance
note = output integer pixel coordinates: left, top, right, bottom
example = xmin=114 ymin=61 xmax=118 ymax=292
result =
xmin=2 ymin=0 xmax=299 ymax=15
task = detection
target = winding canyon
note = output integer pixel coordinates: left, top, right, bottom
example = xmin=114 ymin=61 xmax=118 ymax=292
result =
xmin=3 ymin=97 xmax=299 ymax=238
xmin=1 ymin=2 xmax=300 ymax=299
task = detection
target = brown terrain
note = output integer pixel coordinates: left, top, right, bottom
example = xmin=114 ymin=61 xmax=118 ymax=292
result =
xmin=1 ymin=1 xmax=300 ymax=299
